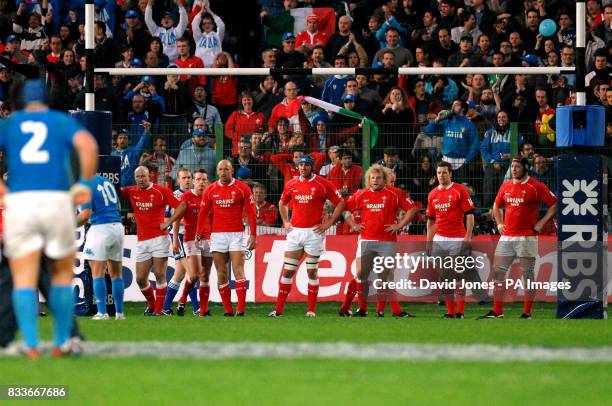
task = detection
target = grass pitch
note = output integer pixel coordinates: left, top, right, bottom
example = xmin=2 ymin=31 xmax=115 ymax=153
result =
xmin=2 ymin=302 xmax=611 ymax=405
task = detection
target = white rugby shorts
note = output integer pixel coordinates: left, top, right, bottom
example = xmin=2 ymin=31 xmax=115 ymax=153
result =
xmin=83 ymin=222 xmax=124 ymax=262
xmin=285 ymin=227 xmax=325 ymax=256
xmin=495 ymin=236 xmax=538 ymax=258
xmin=431 ymin=234 xmax=465 ymax=257
xmin=135 ymin=235 xmax=170 ymax=262
xmin=4 ymin=191 xmax=76 ymax=259
xmin=210 ymin=231 xmax=245 ymax=253
xmin=185 ymin=239 xmax=212 ymax=258
xmin=355 ymin=238 xmax=396 ymax=258
xmin=168 ymin=232 xmax=186 ymax=260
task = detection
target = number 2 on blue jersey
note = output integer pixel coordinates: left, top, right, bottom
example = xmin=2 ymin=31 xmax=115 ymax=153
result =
xmin=19 ymin=121 xmax=49 ymax=164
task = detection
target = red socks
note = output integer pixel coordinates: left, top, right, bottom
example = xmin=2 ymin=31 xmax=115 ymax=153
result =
xmin=455 ymin=286 xmax=465 ymax=314
xmin=523 ymin=300 xmax=533 ymax=315
xmin=198 ymin=284 xmax=210 ymax=315
xmin=356 ymin=281 xmax=368 ymax=312
xmin=275 ymin=277 xmax=293 ymax=314
xmin=155 ymin=285 xmax=167 ymax=314
xmin=444 ymin=296 xmax=455 ymax=316
xmin=235 ymin=279 xmax=247 ymax=313
xmin=218 ymin=282 xmax=233 ymax=314
xmin=493 ymin=282 xmax=505 ymax=315
xmin=307 ymin=279 xmax=319 ymax=313
xmin=340 ymin=279 xmax=357 ymax=312
xmin=179 ymin=277 xmax=195 ymax=304
xmin=141 ymin=284 xmax=155 ymax=311
xmin=390 ymin=300 xmax=403 ymax=314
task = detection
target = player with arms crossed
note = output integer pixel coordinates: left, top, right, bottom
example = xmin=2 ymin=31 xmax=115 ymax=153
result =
xmin=340 ymin=164 xmax=419 ymax=317
xmin=77 ymin=175 xmax=125 ymax=320
xmin=176 ymin=169 xmax=214 ymax=316
xmin=426 ymin=161 xmax=475 ymax=319
xmin=269 ymin=155 xmax=345 ymax=317
xmin=196 ymin=161 xmax=256 ymax=316
xmin=162 ymin=168 xmax=199 ymax=316
xmin=0 ymin=79 xmax=98 ymax=357
xmin=480 ymin=156 xmax=557 ymax=319
xmin=121 ymin=166 xmax=186 ymax=316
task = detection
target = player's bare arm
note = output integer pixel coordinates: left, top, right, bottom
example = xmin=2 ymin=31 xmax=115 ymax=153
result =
xmin=161 ymin=202 xmax=187 ymax=230
xmin=76 ymin=208 xmax=92 ymax=227
xmin=314 ymin=200 xmax=345 ymax=234
xmin=534 ymin=203 xmax=557 ymax=233
xmin=279 ymin=201 xmax=292 ymax=231
xmin=343 ymin=211 xmax=364 ymax=233
xmin=492 ymin=202 xmax=504 ymax=235
xmin=464 ymin=213 xmax=474 ymax=241
xmin=385 ymin=206 xmax=418 ymax=234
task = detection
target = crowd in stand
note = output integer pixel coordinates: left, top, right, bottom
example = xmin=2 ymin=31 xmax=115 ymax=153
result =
xmin=0 ymin=0 xmax=611 ymax=235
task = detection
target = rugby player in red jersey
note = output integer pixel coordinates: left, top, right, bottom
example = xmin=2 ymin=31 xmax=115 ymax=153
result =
xmin=175 ymin=169 xmax=214 ymax=316
xmin=426 ymin=161 xmax=475 ymax=319
xmin=269 ymin=155 xmax=345 ymax=317
xmin=121 ymin=166 xmax=186 ymax=316
xmin=340 ymin=164 xmax=419 ymax=317
xmin=479 ymin=156 xmax=557 ymax=319
xmin=195 ymin=160 xmax=257 ymax=316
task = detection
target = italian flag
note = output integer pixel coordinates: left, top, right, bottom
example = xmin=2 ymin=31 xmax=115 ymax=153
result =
xmin=304 ymin=97 xmax=380 ymax=147
xmin=290 ymin=7 xmax=336 ymax=37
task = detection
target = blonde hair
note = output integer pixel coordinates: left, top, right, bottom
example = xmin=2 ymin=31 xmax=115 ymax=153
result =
xmin=383 ymin=167 xmax=396 ymax=185
xmin=365 ymin=164 xmax=388 ymax=188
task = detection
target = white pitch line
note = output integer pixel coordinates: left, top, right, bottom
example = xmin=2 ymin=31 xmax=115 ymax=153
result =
xmin=5 ymin=342 xmax=612 ymax=362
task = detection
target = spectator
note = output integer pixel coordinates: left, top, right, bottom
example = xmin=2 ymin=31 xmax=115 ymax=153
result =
xmin=253 ymin=75 xmax=281 ymax=121
xmin=92 ymin=21 xmax=118 ymax=68
xmin=593 ymin=4 xmax=612 ymax=44
xmin=139 ymin=135 xmax=175 ymax=189
xmin=228 ymin=136 xmax=268 ymax=186
xmin=191 ymin=2 xmax=225 ymax=67
xmin=408 ymin=78 xmax=436 ymax=126
xmin=260 ymin=116 xmax=293 ymax=154
xmin=534 ymin=88 xmax=556 ymax=145
xmin=560 ymin=45 xmax=576 ymax=88
xmin=431 ymin=28 xmax=458 ymax=62
xmin=260 ymin=0 xmax=297 ymax=48
xmin=327 ymin=148 xmax=363 ymax=200
xmin=532 ymin=154 xmax=555 ymax=191
xmin=12 ymin=7 xmax=47 ymax=52
xmin=115 ymin=9 xmax=152 ymax=59
xmin=116 ymin=44 xmax=134 ymax=68
xmin=259 ymin=146 xmax=326 ymax=186
xmin=337 ymin=33 xmax=369 ymax=68
xmin=268 ymin=81 xmax=300 ymax=132
xmin=480 ymin=110 xmax=518 ymax=207
xmin=45 ymin=49 xmax=80 ymax=106
xmin=343 ymin=77 xmax=372 ymax=116
xmin=473 ymin=33 xmax=493 ymax=65
xmin=321 ymin=55 xmax=352 ymax=106
xmin=225 ymin=91 xmax=265 ymax=156
xmin=470 ymin=0 xmax=496 ymax=34
xmin=173 ymin=37 xmax=206 ymax=95
xmin=556 ymin=12 xmax=576 ymax=47
xmin=411 ymin=154 xmax=436 ymax=204
xmin=437 ymin=0 xmax=459 ymax=31
xmin=378 ymin=86 xmax=416 ymax=155
xmin=355 ymin=73 xmax=383 ymax=108
xmin=410 ymin=10 xmax=438 ymax=52
xmin=276 ymin=32 xmax=305 ymax=68
xmin=112 ymin=127 xmax=151 ymax=187
xmin=373 ymin=27 xmax=414 ymax=67
xmin=74 ymin=75 xmax=124 ymax=123
xmin=375 ymin=9 xmax=407 ymax=48
xmin=144 ymin=0 xmax=187 ymax=63
xmin=158 ymin=64 xmax=191 ymax=148
xmin=423 ymin=100 xmax=479 ymax=181
xmin=124 ymin=75 xmax=165 ymax=121
xmin=260 ymin=48 xmax=277 ymax=68
xmin=3 ymin=34 xmax=29 ymax=64
xmin=296 ymin=14 xmax=329 ymax=53
xmin=585 ymin=49 xmax=611 ymax=87
xmin=425 ymin=61 xmax=459 ymax=109
xmin=451 ymin=12 xmax=482 ymax=47
xmin=188 ymin=84 xmax=222 ymax=128
xmin=171 ymin=127 xmax=217 ymax=181
xmin=471 ymin=86 xmax=501 ymax=125
xmin=448 ymin=33 xmax=481 ymax=67
xmin=147 ymin=37 xmax=170 ymax=68
xmin=252 ymin=183 xmax=279 ymax=226
xmin=326 ymin=15 xmax=355 ymax=62
xmin=319 ymin=145 xmax=340 ymax=177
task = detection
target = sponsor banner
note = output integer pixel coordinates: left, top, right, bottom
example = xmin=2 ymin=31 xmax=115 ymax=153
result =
xmin=254 ymin=235 xmax=612 ymax=303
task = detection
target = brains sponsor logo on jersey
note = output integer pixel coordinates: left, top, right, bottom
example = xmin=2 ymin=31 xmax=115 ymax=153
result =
xmin=294 ymin=194 xmax=313 ymax=204
xmin=506 ymin=197 xmax=525 ymax=206
xmin=135 ymin=201 xmax=153 ymax=210
xmin=366 ymin=203 xmax=385 ymax=212
xmin=434 ymin=202 xmax=451 ymax=211
xmin=215 ymin=198 xmax=235 ymax=208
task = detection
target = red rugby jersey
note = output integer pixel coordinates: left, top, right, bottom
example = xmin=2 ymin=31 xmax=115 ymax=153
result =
xmin=122 ymin=184 xmax=181 ymax=241
xmin=280 ymin=174 xmax=343 ymax=228
xmin=426 ymin=182 xmax=475 ymax=238
xmin=179 ymin=189 xmax=211 ymax=241
xmin=196 ymin=178 xmax=257 ymax=235
xmin=494 ymin=176 xmax=557 ymax=236
xmin=347 ymin=186 xmax=416 ymax=241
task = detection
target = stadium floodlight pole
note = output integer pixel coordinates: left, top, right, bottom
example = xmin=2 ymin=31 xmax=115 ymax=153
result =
xmin=85 ymin=0 xmax=95 ymax=111
xmin=575 ymin=0 xmax=586 ymax=106
xmin=94 ymin=66 xmax=576 ymax=76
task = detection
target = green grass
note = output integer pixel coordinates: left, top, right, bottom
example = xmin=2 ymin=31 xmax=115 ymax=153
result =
xmin=33 ymin=302 xmax=612 ymax=347
xmin=1 ymin=359 xmax=610 ymax=405
xmin=2 ymin=302 xmax=610 ymax=404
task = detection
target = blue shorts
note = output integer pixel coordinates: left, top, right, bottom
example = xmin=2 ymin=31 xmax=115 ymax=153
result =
xmin=168 ymin=233 xmax=186 ymax=260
